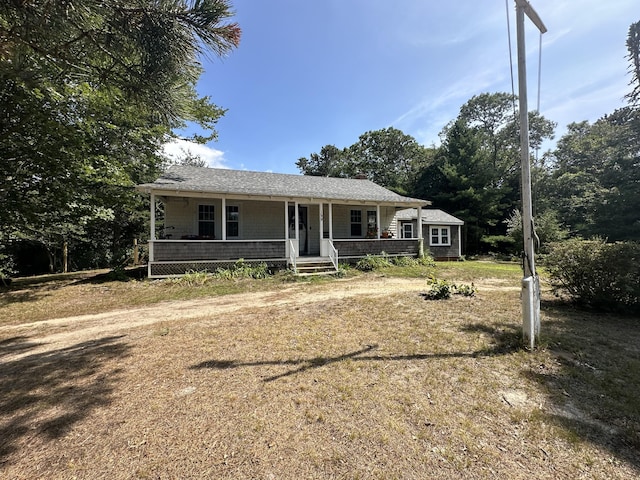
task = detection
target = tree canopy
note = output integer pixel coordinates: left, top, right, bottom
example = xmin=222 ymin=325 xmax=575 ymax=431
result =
xmin=1 ymin=0 xmax=240 ymax=275
xmin=414 ymin=93 xmax=555 ymax=254
xmin=627 ymin=20 xmax=640 ymax=105
xmin=540 ymin=108 xmax=640 ymax=241
xmin=297 ymin=127 xmax=432 ymax=194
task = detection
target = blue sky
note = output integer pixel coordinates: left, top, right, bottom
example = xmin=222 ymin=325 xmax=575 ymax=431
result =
xmin=164 ymin=0 xmax=639 ymax=174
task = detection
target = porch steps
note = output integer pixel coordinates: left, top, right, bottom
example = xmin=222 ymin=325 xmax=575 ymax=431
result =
xmin=294 ymin=257 xmax=338 ymax=276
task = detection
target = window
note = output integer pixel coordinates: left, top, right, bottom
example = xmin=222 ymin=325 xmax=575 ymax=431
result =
xmin=226 ymin=205 xmax=239 ymax=237
xmin=430 ymin=226 xmax=450 ymax=246
xmin=198 ymin=204 xmax=215 ymax=238
xmin=350 ymin=209 xmax=362 ymax=236
xmin=367 ymin=210 xmax=377 ymax=229
xmin=403 ymin=223 xmax=414 ymax=239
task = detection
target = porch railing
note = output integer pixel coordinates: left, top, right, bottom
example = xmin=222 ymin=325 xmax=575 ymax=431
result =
xmin=328 ymin=240 xmax=338 ymax=271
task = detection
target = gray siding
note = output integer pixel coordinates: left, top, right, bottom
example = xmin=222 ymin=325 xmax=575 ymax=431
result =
xmin=240 ymin=201 xmax=285 ymax=239
xmin=163 ymin=198 xmax=285 ymax=240
xmin=153 ymin=240 xmax=285 ymax=261
xmin=424 ymin=224 xmax=462 ymax=259
xmin=334 ymin=239 xmax=419 ymax=257
xmin=331 ymin=205 xmax=397 ymax=239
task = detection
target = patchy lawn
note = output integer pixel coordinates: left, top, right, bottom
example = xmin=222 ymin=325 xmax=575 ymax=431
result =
xmin=0 ymin=263 xmax=638 ymax=479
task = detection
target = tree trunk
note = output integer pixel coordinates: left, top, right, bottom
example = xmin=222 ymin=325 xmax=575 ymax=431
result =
xmin=63 ymin=240 xmax=68 ymax=273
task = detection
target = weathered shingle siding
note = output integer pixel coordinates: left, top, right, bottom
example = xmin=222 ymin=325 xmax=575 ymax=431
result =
xmin=153 ymin=240 xmax=285 ymax=261
xmin=330 ymin=205 xmax=397 ymax=239
xmin=164 ymin=198 xmax=285 ymax=240
xmin=241 ymin=201 xmax=285 ymax=240
xmin=334 ymin=239 xmax=419 ymax=258
xmin=424 ymin=224 xmax=462 ymax=259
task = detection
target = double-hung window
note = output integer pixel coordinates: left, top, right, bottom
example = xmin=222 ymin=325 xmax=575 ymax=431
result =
xmin=402 ymin=223 xmax=414 ymax=239
xmin=430 ymin=226 xmax=450 ymax=246
xmin=198 ymin=205 xmax=215 ymax=238
xmin=350 ymin=209 xmax=362 ymax=237
xmin=226 ymin=205 xmax=239 ymax=237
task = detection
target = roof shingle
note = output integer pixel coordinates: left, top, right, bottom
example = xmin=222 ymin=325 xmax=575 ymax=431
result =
xmin=395 ymin=208 xmax=464 ymax=225
xmin=138 ymin=165 xmax=428 ymax=206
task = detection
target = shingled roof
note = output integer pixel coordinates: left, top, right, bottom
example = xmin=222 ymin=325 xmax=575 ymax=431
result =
xmin=395 ymin=208 xmax=464 ymax=225
xmin=137 ymin=165 xmax=428 ymax=206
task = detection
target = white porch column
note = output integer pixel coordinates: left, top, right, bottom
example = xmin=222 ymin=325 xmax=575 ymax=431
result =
xmin=417 ymin=205 xmax=424 ymax=258
xmin=376 ymin=205 xmax=381 ymax=239
xmin=150 ymin=193 xmax=156 ymax=240
xmin=294 ymin=201 xmax=299 ymax=239
xmin=319 ymin=202 xmax=324 ymax=241
xmin=328 ymin=202 xmax=334 ymax=240
xmin=149 ymin=193 xmax=156 ymax=263
xmin=284 ymin=201 xmax=289 ymax=241
xmin=221 ymin=197 xmax=226 ymax=240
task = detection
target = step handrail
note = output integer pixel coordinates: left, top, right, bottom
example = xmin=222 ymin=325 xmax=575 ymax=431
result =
xmin=328 ymin=240 xmax=338 ymax=271
xmin=288 ymin=239 xmax=297 ymax=273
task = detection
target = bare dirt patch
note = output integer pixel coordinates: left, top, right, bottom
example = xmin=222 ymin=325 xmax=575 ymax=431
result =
xmin=1 ymin=277 xmax=429 ymax=359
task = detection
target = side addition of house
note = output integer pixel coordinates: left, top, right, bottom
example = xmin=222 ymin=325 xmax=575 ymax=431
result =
xmin=393 ymin=208 xmax=464 ymax=261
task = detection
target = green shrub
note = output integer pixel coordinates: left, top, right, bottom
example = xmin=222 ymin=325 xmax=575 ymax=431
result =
xmin=545 ymin=239 xmax=640 ymax=312
xmin=171 ymin=270 xmax=212 ymax=286
xmin=423 ymin=278 xmax=454 ymax=299
xmin=506 ymin=209 xmax=569 ymax=254
xmin=455 ymin=282 xmax=477 ymax=297
xmin=214 ymin=259 xmax=270 ymax=279
xmin=422 ymin=278 xmax=476 ymax=300
xmin=355 ymin=254 xmax=392 ymax=271
xmin=392 ymin=256 xmax=418 ymax=267
xmin=334 ymin=265 xmax=349 ymax=278
xmin=417 ymin=254 xmax=436 ymax=267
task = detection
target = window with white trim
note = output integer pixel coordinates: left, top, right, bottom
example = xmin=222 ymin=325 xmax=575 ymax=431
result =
xmin=198 ymin=204 xmax=215 ymax=238
xmin=402 ymin=223 xmax=414 ymax=239
xmin=226 ymin=205 xmax=239 ymax=237
xmin=350 ymin=209 xmax=362 ymax=237
xmin=430 ymin=226 xmax=450 ymax=246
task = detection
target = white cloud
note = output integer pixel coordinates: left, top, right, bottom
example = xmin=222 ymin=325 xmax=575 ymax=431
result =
xmin=162 ymin=139 xmax=228 ymax=168
xmin=392 ymin=66 xmax=506 ymax=146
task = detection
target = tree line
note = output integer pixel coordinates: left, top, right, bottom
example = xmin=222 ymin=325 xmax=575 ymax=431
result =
xmin=1 ymin=7 xmax=638 ymax=276
xmin=298 ymin=22 xmax=640 ymax=255
xmin=1 ymin=0 xmax=240 ymax=276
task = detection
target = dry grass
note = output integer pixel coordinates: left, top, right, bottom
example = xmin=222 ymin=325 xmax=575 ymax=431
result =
xmin=1 ymin=263 xmax=639 ymax=479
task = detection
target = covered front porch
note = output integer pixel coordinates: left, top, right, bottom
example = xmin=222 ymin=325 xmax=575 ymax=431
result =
xmin=147 ymin=194 xmax=424 ymax=277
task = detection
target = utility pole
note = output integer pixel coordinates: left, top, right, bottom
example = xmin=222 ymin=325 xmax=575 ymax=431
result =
xmin=515 ymin=0 xmax=546 ymax=349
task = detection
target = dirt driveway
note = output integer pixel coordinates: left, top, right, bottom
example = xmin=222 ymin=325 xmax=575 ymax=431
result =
xmin=1 ymin=276 xmax=445 ymax=360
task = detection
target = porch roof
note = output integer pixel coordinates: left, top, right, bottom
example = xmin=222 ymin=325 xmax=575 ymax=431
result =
xmin=396 ymin=208 xmax=464 ymax=225
xmin=137 ymin=165 xmax=429 ymax=207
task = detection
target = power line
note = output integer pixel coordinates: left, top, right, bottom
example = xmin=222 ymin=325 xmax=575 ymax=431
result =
xmin=505 ymin=0 xmax=517 ymax=119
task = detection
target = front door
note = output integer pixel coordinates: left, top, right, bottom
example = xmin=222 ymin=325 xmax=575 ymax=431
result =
xmin=298 ymin=206 xmax=308 ymax=255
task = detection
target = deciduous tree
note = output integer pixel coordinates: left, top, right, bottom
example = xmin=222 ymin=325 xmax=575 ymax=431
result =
xmin=0 ymin=0 xmax=241 ymax=274
xmin=413 ymin=92 xmax=555 ymax=254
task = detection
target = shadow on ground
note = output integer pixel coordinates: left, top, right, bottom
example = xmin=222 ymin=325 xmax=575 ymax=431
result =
xmin=191 ymin=322 xmax=522 ymax=382
xmin=190 ymin=309 xmax=640 ymax=472
xmin=531 ymin=299 xmax=640 ymax=472
xmin=0 ymin=267 xmax=146 ymax=308
xmin=0 ymin=335 xmax=130 ymax=464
